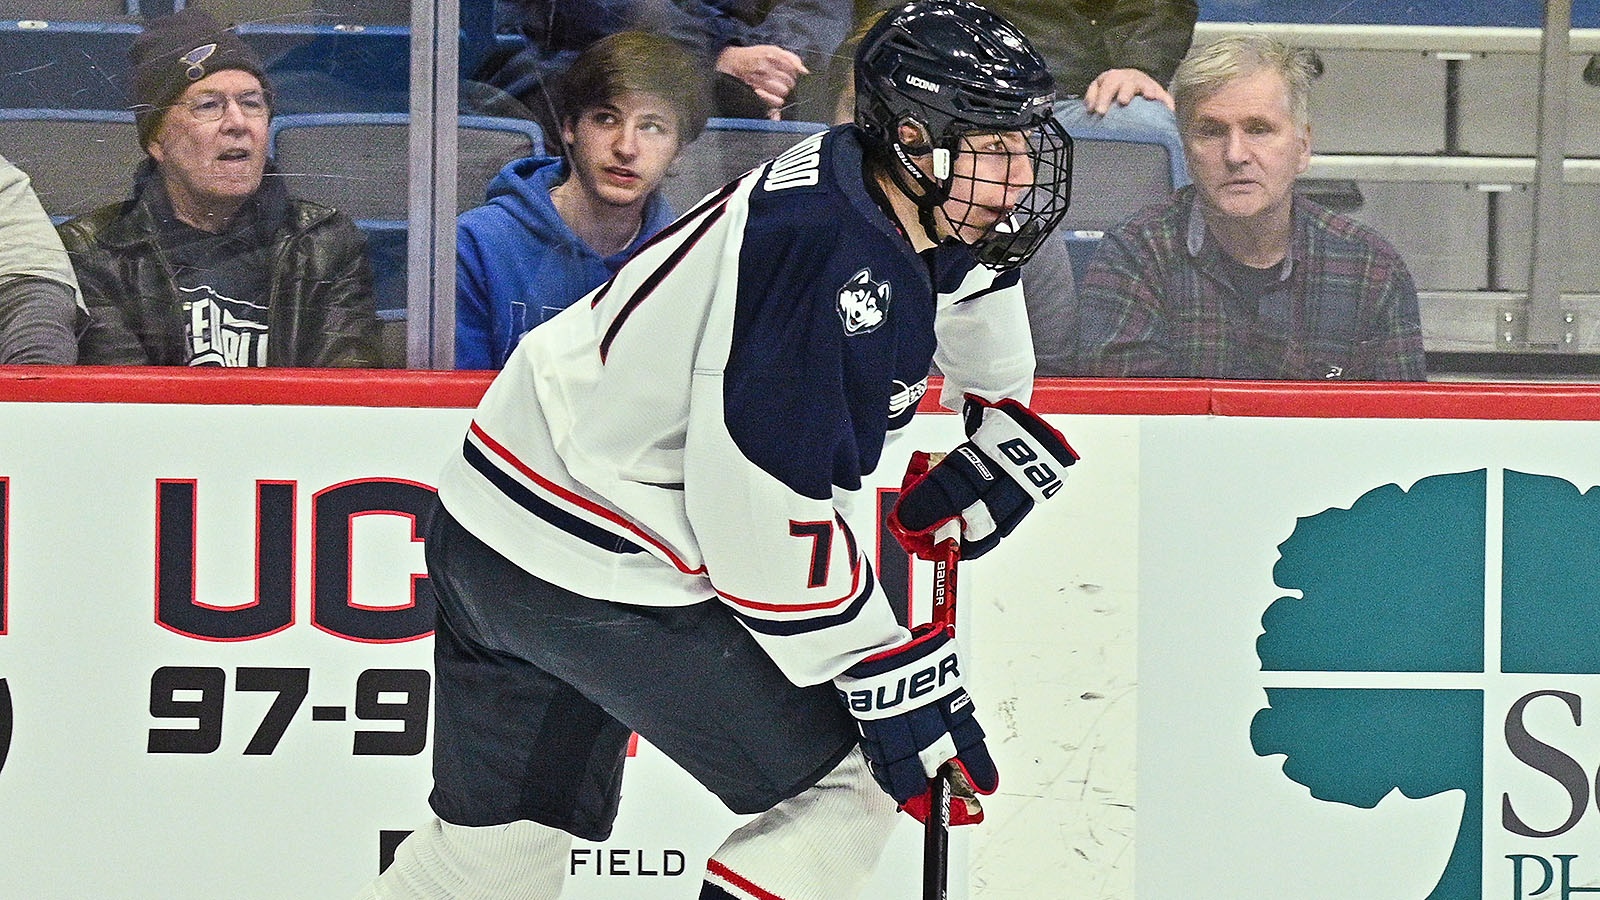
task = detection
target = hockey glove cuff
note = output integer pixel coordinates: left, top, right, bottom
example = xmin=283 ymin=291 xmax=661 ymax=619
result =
xmin=888 ymin=395 xmax=1078 ymax=560
xmin=834 ymin=625 xmax=997 ymax=823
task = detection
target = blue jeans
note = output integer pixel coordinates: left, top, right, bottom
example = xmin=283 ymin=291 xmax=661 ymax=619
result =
xmin=1054 ymin=95 xmax=1191 ymax=188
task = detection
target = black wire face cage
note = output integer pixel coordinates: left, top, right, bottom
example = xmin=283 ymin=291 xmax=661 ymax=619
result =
xmin=938 ymin=117 xmax=1073 ymax=271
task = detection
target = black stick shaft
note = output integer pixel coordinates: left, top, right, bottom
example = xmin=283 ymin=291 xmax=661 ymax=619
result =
xmin=922 ymin=534 xmax=959 ymax=900
xmin=923 ymin=768 xmax=951 ymax=900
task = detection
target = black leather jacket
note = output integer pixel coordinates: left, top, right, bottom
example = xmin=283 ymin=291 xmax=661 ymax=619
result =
xmin=58 ymin=172 xmax=381 ymax=367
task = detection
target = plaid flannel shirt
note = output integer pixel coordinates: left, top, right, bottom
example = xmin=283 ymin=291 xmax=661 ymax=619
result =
xmin=1075 ymin=186 xmax=1426 ymax=381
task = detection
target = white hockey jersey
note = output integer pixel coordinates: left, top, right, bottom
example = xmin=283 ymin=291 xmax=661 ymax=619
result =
xmin=437 ymin=126 xmax=1034 ymax=687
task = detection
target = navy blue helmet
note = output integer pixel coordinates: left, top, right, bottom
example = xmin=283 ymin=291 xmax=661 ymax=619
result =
xmin=855 ymin=0 xmax=1073 ymax=270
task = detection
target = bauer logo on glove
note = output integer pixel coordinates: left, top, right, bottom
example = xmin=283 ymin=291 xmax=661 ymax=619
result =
xmin=834 ymin=625 xmax=997 ymax=824
xmin=837 ymin=632 xmax=962 ymax=717
xmin=888 ymin=394 xmax=1078 ymax=560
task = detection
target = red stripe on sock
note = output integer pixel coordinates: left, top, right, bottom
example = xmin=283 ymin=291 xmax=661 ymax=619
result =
xmin=705 ymin=859 xmax=791 ymax=900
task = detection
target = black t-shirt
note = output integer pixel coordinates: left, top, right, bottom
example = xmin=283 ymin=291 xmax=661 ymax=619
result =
xmin=151 ymin=184 xmax=279 ymax=366
xmin=1217 ymin=251 xmax=1286 ymax=322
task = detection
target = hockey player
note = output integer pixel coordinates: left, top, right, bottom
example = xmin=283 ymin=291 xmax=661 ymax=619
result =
xmin=358 ymin=1 xmax=1078 ymax=897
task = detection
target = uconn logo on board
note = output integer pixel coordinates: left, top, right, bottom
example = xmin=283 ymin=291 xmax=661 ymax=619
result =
xmin=153 ymin=477 xmax=437 ymax=642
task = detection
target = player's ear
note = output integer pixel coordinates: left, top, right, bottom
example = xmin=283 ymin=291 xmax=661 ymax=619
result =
xmin=897 ymin=120 xmax=931 ymax=154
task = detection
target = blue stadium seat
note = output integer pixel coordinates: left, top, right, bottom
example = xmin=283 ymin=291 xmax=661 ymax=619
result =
xmin=0 ymin=20 xmax=140 ymax=110
xmin=1197 ymin=0 xmax=1567 ymax=27
xmin=0 ymin=0 xmax=131 ymax=21
xmin=269 ymin=112 xmax=543 ymax=349
xmin=353 ymin=218 xmax=408 ymax=367
xmin=197 ymin=0 xmax=409 ymax=28
xmin=658 ymin=117 xmax=827 ymax=213
xmin=238 ymin=22 xmax=411 ymax=114
xmin=1054 ymin=121 xmax=1186 ymax=286
xmin=356 ymin=218 xmax=407 ymax=318
xmin=0 ymin=108 xmax=142 ymax=221
xmin=268 ymin=111 xmax=544 ymax=220
xmin=1061 ymin=121 xmax=1184 ymax=230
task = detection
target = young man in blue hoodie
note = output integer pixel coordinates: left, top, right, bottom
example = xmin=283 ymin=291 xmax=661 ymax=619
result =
xmin=455 ymin=31 xmax=709 ymax=369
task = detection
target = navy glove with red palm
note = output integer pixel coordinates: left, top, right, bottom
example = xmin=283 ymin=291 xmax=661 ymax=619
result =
xmin=835 ymin=624 xmax=997 ymax=825
xmin=888 ymin=395 xmax=1078 ymax=561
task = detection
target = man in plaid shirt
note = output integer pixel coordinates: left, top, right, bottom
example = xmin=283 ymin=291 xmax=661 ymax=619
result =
xmin=1075 ymin=34 xmax=1425 ymax=381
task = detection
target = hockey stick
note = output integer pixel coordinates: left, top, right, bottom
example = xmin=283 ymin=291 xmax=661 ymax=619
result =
xmin=923 ymin=518 xmax=962 ymax=900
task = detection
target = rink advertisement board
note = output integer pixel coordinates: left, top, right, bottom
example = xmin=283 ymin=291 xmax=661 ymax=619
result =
xmin=3 ymin=371 xmax=1600 ymax=899
xmin=1133 ymin=410 xmax=1600 ymax=900
xmin=0 ymin=370 xmax=968 ymax=900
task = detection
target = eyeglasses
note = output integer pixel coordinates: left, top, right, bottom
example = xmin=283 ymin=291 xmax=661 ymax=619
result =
xmin=182 ymin=90 xmax=271 ymax=122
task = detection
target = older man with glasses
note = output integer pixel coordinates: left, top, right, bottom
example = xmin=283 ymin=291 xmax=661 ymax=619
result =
xmin=58 ymin=7 xmax=380 ymax=368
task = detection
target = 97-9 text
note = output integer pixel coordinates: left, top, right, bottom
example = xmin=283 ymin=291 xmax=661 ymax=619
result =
xmin=147 ymin=666 xmax=430 ymax=756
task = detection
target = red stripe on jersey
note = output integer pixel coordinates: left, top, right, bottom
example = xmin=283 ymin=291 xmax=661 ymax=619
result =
xmin=705 ymin=860 xmax=792 ymax=900
xmin=467 ymin=421 xmax=705 ymax=576
xmin=716 ymin=555 xmax=865 ymax=614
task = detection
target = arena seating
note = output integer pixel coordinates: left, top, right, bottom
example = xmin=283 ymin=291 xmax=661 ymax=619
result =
xmin=1 ymin=0 xmax=1592 ymax=368
xmin=0 ymin=108 xmax=141 ymax=222
xmin=0 ymin=0 xmax=130 ymax=20
xmin=1189 ymin=10 xmax=1600 ymax=361
xmin=657 ymin=117 xmax=828 ymax=214
xmin=202 ymin=0 xmax=410 ymax=27
xmin=1198 ymin=0 xmax=1599 ymax=29
xmin=269 ymin=111 xmax=544 ymax=351
xmin=239 ymin=22 xmax=413 ymax=114
xmin=1058 ymin=121 xmax=1190 ymax=284
xmin=0 ymin=20 xmax=140 ymax=111
xmin=268 ymin=111 xmax=544 ymax=219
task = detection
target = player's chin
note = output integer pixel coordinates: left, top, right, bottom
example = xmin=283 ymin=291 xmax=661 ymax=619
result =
xmin=950 ymin=212 xmax=1006 ymax=244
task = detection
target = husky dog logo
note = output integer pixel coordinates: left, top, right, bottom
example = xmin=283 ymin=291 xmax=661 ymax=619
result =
xmin=837 ymin=268 xmax=890 ymax=336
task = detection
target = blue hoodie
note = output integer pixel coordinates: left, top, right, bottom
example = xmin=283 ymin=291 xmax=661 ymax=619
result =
xmin=455 ymin=156 xmax=676 ymax=369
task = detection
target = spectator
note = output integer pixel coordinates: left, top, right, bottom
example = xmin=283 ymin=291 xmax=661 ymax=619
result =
xmin=826 ymin=14 xmax=1080 ymax=375
xmin=1074 ymin=35 xmax=1426 ymax=381
xmin=484 ymin=0 xmax=850 ymax=126
xmin=58 ymin=7 xmax=380 ymax=367
xmin=985 ymin=0 xmax=1195 ymax=179
xmin=0 ymin=153 xmax=82 ymax=364
xmin=456 ymin=31 xmax=708 ymax=370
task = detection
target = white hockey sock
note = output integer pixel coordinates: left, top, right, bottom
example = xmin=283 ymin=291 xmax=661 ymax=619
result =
xmin=352 ymin=817 xmax=572 ymax=900
xmin=702 ymin=746 xmax=899 ymax=900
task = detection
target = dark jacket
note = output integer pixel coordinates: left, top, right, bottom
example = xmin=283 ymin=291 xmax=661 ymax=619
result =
xmin=985 ymin=0 xmax=1199 ymax=98
xmin=58 ymin=172 xmax=380 ymax=367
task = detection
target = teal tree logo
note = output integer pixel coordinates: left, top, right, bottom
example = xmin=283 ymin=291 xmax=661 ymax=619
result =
xmin=1252 ymin=469 xmax=1600 ymax=899
xmin=1252 ymin=471 xmax=1486 ymax=899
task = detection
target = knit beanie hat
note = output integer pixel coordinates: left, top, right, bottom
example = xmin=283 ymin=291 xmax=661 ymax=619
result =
xmin=130 ymin=6 xmax=270 ymax=148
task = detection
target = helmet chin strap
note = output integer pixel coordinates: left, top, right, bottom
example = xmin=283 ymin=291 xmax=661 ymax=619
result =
xmin=884 ymin=138 xmax=958 ymax=249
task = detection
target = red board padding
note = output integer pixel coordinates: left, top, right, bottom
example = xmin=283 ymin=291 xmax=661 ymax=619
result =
xmin=1030 ymin=379 xmax=1600 ymax=421
xmin=2 ymin=368 xmax=1599 ymax=421
xmin=0 ymin=366 xmax=497 ymax=408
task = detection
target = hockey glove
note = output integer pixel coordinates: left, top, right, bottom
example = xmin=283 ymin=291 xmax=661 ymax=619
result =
xmin=835 ymin=625 xmax=997 ymax=825
xmin=888 ymin=395 xmax=1078 ymax=561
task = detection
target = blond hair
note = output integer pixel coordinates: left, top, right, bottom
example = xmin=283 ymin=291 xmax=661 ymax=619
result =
xmin=1173 ymin=34 xmax=1316 ymax=131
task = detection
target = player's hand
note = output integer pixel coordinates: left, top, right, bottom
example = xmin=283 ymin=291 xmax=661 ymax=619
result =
xmin=888 ymin=395 xmax=1078 ymax=561
xmin=717 ymin=44 xmax=808 ymax=114
xmin=1083 ymin=67 xmax=1175 ymax=114
xmin=835 ymin=625 xmax=997 ymax=824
